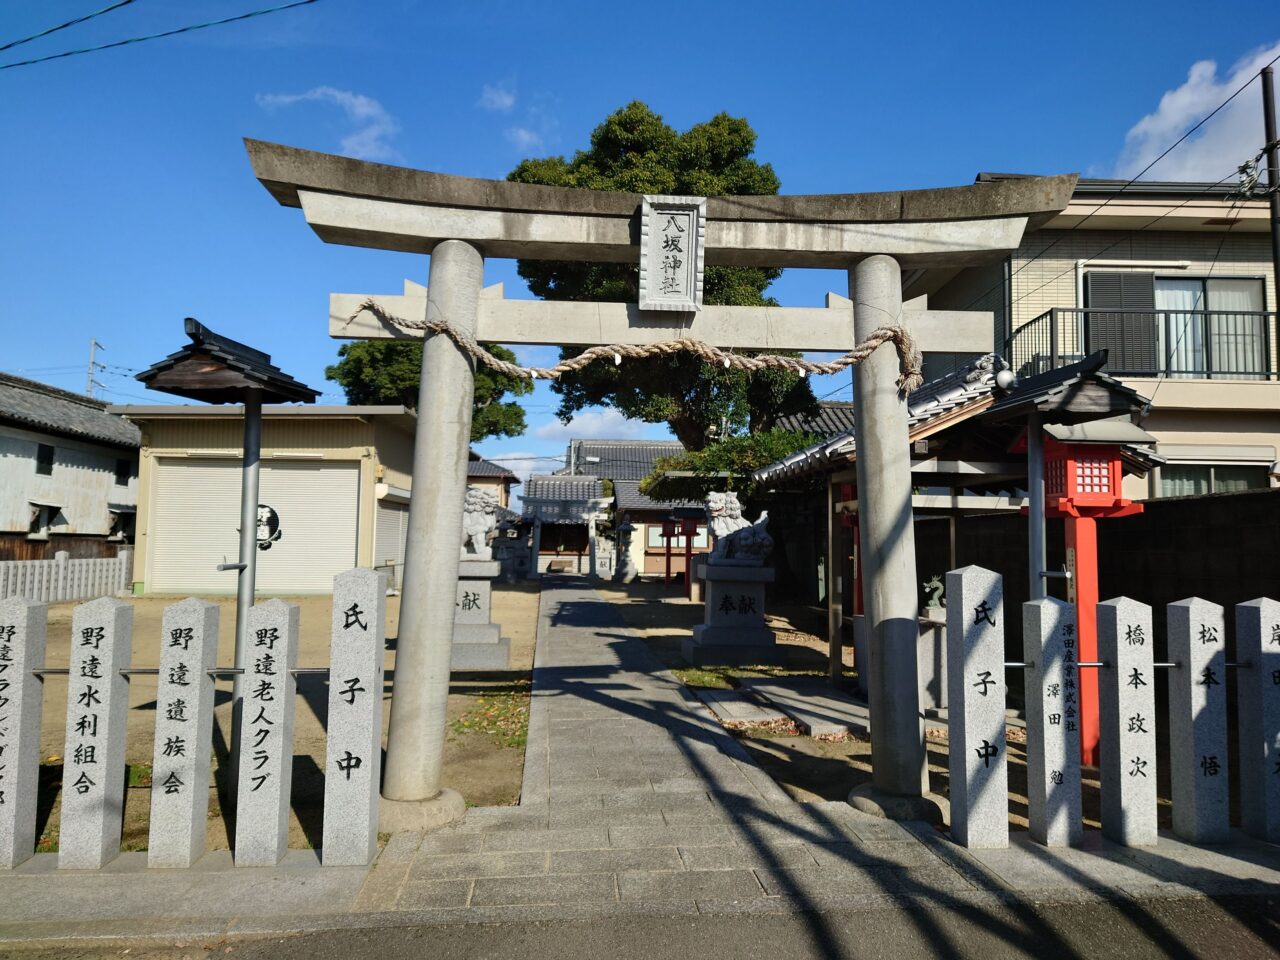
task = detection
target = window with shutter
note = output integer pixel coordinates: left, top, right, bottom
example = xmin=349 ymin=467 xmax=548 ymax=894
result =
xmin=1085 ymin=272 xmax=1158 ymax=372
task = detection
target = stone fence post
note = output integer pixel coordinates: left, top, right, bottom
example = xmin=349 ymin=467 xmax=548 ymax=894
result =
xmin=945 ymin=566 xmax=1008 ymax=849
xmin=1097 ymin=597 xmax=1158 ymax=847
xmin=1167 ymin=598 xmax=1229 ymax=844
xmin=61 ymin=597 xmax=132 ymax=869
xmin=0 ymin=598 xmax=47 ymax=868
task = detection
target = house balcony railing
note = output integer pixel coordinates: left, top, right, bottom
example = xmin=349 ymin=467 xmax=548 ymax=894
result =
xmin=1004 ymin=307 xmax=1278 ymax=381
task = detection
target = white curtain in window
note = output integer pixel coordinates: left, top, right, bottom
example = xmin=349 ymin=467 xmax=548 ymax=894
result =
xmin=1207 ymin=279 xmax=1265 ymax=378
xmin=1160 ymin=464 xmax=1210 ymax=497
xmin=1212 ymin=465 xmax=1268 ymax=492
xmin=1154 ymin=280 xmax=1205 ymax=377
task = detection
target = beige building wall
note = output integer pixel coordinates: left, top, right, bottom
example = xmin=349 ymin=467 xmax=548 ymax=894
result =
xmin=936 ymin=226 xmax=1280 ymax=501
xmin=1010 ymin=229 xmax=1276 ymax=341
xmin=131 ymin=414 xmax=419 ymax=589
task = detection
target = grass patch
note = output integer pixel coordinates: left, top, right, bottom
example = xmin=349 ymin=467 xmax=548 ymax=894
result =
xmin=450 ymin=681 xmax=531 ymax=749
xmin=127 ymin=763 xmax=153 ymax=788
xmin=671 ymin=666 xmax=735 ymax=689
xmin=36 ymin=825 xmax=58 ymax=853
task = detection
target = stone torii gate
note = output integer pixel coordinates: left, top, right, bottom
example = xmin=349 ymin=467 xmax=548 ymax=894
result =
xmin=245 ymin=139 xmax=1074 ymax=826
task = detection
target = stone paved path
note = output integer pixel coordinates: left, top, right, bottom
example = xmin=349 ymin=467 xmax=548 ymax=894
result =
xmin=353 ymin=578 xmax=991 ymax=917
xmin=2 ymin=578 xmax=1278 ymax=943
xmin=350 ymin=579 xmax=1280 ymax=919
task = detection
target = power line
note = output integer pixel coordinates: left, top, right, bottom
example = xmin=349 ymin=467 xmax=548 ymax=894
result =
xmin=0 ymin=0 xmax=137 ymax=54
xmin=962 ymin=50 xmax=1280 ymax=314
xmin=0 ymin=0 xmax=322 ymax=71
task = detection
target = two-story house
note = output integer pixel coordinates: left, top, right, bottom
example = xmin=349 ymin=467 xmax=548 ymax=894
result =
xmin=0 ymin=373 xmax=140 ymax=560
xmin=920 ymin=175 xmax=1279 ymax=499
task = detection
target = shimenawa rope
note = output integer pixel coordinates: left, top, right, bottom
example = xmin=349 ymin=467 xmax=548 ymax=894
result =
xmin=347 ymin=298 xmax=924 ymax=394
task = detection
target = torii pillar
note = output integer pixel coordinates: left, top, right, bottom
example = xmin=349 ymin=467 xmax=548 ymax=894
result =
xmin=379 ymin=241 xmax=480 ymax=827
xmin=243 ymin=138 xmax=1074 ymax=824
xmin=847 ymin=256 xmax=934 ymax=814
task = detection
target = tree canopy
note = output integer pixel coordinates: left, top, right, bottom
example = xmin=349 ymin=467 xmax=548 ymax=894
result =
xmin=508 ymin=102 xmax=819 ymax=450
xmin=325 ymin=340 xmax=532 ymax=443
xmin=638 ymin=427 xmax=822 ymax=503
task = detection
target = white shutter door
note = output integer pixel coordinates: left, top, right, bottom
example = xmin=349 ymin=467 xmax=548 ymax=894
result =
xmin=150 ymin=458 xmax=242 ymax=593
xmin=150 ymin=458 xmax=360 ymax=594
xmin=256 ymin=462 xmax=359 ymax=594
xmin=375 ymin=501 xmax=408 ymax=583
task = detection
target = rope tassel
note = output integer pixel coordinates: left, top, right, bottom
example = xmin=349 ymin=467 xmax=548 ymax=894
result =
xmin=349 ymin=298 xmax=924 ymax=395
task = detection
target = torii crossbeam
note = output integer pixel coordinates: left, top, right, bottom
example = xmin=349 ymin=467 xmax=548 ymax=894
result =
xmin=246 ymin=138 xmax=1076 ymax=827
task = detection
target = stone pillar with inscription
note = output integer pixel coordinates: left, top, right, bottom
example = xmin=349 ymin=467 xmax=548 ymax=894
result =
xmin=1168 ymin=598 xmax=1229 ymax=844
xmin=1023 ymin=598 xmax=1082 ymax=847
xmin=0 ymin=598 xmax=47 ymax=868
xmin=149 ymin=599 xmax=219 ymax=868
xmin=452 ymin=560 xmax=510 ymax=670
xmin=945 ymin=566 xmax=1008 ymax=849
xmin=234 ymin=599 xmax=299 ymax=866
xmin=1236 ymin=598 xmax=1280 ymax=843
xmin=323 ymin=568 xmax=387 ymax=865
xmin=1098 ymin=597 xmax=1158 ymax=846
xmin=60 ymin=597 xmax=132 ymax=869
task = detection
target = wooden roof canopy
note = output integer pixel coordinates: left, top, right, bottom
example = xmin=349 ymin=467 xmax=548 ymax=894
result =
xmin=136 ymin=318 xmax=319 ymax=405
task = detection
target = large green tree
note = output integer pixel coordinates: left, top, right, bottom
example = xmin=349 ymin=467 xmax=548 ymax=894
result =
xmin=325 ymin=340 xmax=532 ymax=442
xmin=508 ymin=102 xmax=818 ymax=450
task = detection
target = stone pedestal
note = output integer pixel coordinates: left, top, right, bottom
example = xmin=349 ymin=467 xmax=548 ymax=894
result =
xmin=918 ymin=610 xmax=948 ymax=712
xmin=682 ymin=565 xmax=782 ymax=666
xmin=689 ymin=556 xmax=707 ymax=604
xmin=452 ymin=560 xmax=509 ymax=670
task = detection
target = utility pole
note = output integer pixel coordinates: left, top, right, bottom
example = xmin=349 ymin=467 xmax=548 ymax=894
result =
xmin=1261 ymin=67 xmax=1280 ymax=306
xmin=85 ymin=338 xmax=105 ymax=398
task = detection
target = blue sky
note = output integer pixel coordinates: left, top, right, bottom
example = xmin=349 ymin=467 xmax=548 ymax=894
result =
xmin=2 ymin=1 xmax=1276 ymax=491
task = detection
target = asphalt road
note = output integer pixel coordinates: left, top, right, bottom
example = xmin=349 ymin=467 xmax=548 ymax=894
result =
xmin=7 ymin=894 xmax=1278 ymax=960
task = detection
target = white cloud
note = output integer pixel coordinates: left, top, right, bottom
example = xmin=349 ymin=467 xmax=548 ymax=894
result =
xmin=478 ymin=83 xmax=515 ymax=112
xmin=256 ymin=86 xmax=401 ymax=162
xmin=533 ymin=408 xmax=651 ymax=443
xmin=481 ymin=450 xmax=561 ymax=487
xmin=1113 ymin=42 xmax=1280 ymax=181
xmin=505 ymin=126 xmax=543 ymax=152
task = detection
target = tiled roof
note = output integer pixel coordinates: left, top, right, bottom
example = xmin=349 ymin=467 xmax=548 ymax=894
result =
xmin=564 ymin=439 xmax=685 ymax=480
xmin=0 ymin=373 xmax=141 ymax=449
xmin=468 ymin=452 xmax=518 ymax=481
xmin=773 ymin=401 xmax=857 ymax=438
xmin=613 ymin=480 xmax=703 ymax=514
xmin=752 ymin=354 xmax=1009 ymax=484
xmin=986 ymin=352 xmax=1146 ymax=421
xmin=523 ymin=475 xmax=605 ymax=503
